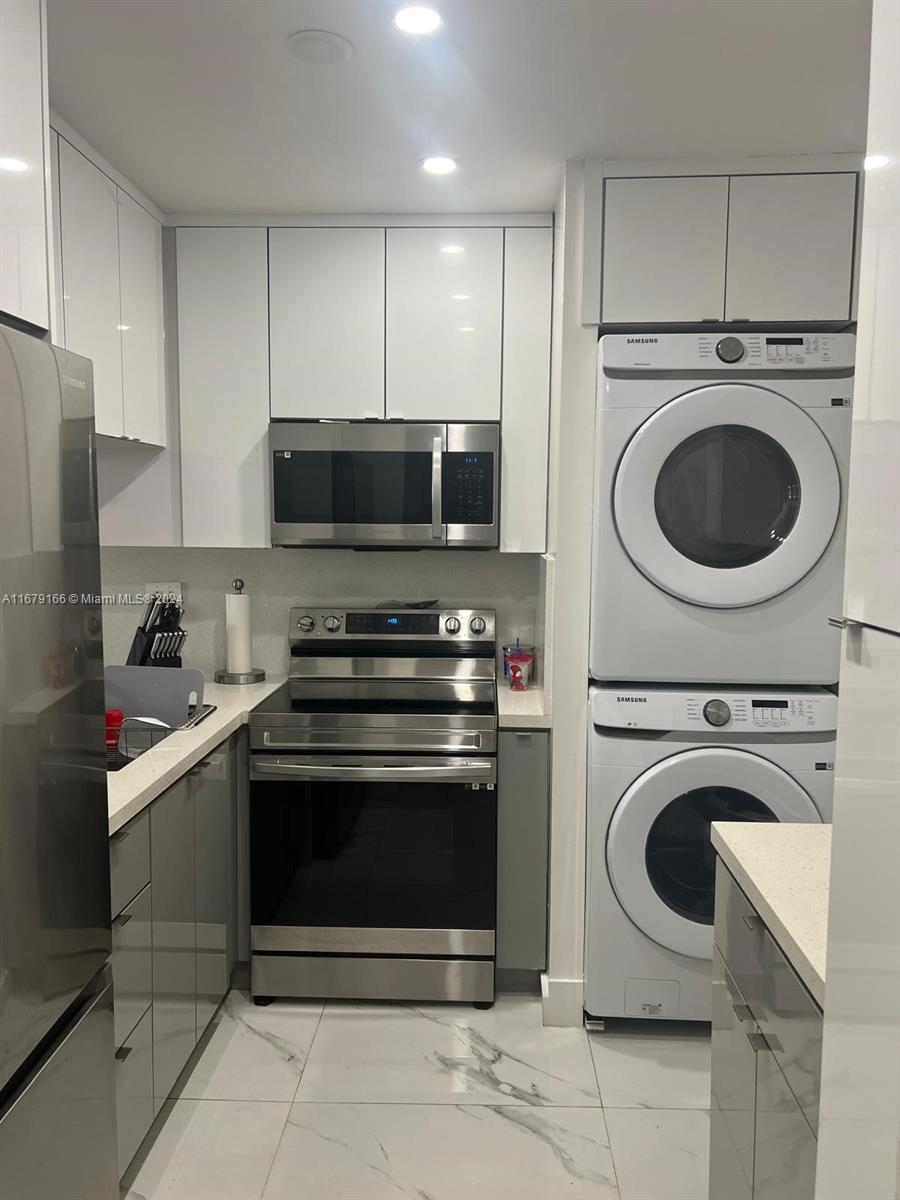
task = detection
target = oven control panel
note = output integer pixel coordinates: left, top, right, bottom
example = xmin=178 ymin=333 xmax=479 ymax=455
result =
xmin=289 ymin=607 xmax=496 ymax=642
xmin=591 ymin=686 xmax=838 ymax=733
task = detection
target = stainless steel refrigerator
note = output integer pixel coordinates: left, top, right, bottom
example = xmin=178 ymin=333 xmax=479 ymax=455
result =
xmin=0 ymin=325 xmax=117 ymax=1198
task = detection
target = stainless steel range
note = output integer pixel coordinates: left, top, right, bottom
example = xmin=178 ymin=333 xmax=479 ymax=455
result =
xmin=248 ymin=607 xmax=498 ymax=1005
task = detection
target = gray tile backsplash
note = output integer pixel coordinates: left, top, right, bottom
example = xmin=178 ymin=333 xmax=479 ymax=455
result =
xmin=100 ymin=547 xmax=543 ymax=681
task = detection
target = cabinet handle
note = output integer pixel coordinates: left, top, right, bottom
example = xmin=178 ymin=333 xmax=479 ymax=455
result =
xmin=111 ymin=829 xmax=130 ymax=843
xmin=747 ymin=1032 xmax=767 ymax=1052
xmin=742 ymin=913 xmax=764 ymax=932
xmin=763 ymin=1031 xmax=784 ymax=1054
xmin=113 ymin=912 xmax=133 ymax=926
xmin=732 ymin=1003 xmax=753 ymax=1023
xmin=115 ymin=1045 xmax=133 ymax=1062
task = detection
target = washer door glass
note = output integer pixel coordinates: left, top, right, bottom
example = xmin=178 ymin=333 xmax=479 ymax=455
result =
xmin=645 ymin=786 xmax=777 ymax=925
xmin=606 ymin=748 xmax=821 ymax=959
xmin=614 ymin=384 xmax=841 ymax=608
xmin=655 ymin=425 xmax=801 ymax=568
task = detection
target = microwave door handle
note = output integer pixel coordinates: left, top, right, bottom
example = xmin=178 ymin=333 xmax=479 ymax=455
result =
xmin=432 ymin=436 xmax=443 ymax=540
xmin=252 ymin=761 xmax=493 ymax=783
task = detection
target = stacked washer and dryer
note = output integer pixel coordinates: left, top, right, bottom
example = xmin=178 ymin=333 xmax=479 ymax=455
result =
xmin=585 ymin=331 xmax=854 ymax=1023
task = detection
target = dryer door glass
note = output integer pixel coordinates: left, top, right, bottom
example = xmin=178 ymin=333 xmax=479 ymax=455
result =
xmin=654 ymin=425 xmax=801 ymax=568
xmin=644 ymin=786 xmax=777 ymax=924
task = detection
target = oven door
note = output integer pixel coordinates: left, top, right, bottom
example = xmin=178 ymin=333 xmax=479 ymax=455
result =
xmin=249 ymin=755 xmax=497 ymax=956
xmin=270 ymin=422 xmax=446 ymax=548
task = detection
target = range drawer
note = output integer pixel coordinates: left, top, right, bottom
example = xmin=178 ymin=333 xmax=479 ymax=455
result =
xmin=115 ymin=1004 xmax=154 ymax=1177
xmin=714 ymin=861 xmax=822 ymax=1133
xmin=112 ymin=883 xmax=152 ymax=1049
xmin=109 ymin=809 xmax=150 ymax=918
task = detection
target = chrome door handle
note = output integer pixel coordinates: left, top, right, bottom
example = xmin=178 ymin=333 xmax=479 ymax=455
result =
xmin=252 ymin=761 xmax=495 ymax=783
xmin=432 ymin=436 xmax=443 ymax=540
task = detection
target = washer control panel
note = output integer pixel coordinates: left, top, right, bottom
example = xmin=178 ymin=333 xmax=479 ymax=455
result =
xmin=600 ymin=332 xmax=855 ymax=373
xmin=592 ymin=686 xmax=838 ymax=733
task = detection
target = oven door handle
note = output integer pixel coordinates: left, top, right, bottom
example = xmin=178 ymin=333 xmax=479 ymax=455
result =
xmin=251 ymin=760 xmax=495 ymax=783
xmin=432 ymin=436 xmax=443 ymax=540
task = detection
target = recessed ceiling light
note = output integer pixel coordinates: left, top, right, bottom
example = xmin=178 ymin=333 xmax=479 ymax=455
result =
xmin=394 ymin=6 xmax=441 ymax=34
xmin=288 ymin=29 xmax=354 ymax=64
xmin=420 ymin=156 xmax=457 ymax=175
xmin=450 ymin=293 xmax=471 ymax=300
xmin=0 ymin=157 xmax=28 ymax=173
xmin=441 ymin=244 xmax=464 ymax=255
xmin=864 ymin=154 xmax=890 ymax=170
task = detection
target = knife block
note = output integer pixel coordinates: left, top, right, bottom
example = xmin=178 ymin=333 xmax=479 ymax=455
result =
xmin=126 ymin=626 xmax=184 ymax=669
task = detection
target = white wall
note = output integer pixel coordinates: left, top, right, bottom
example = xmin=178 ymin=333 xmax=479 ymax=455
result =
xmin=542 ymin=162 xmax=600 ymax=1025
xmin=815 ymin=4 xmax=900 ymax=1197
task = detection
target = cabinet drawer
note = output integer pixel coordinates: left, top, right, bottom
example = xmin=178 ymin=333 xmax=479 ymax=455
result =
xmin=114 ymin=1004 xmax=154 ymax=1177
xmin=109 ymin=810 xmax=150 ymax=917
xmin=112 ymin=883 xmax=152 ymax=1048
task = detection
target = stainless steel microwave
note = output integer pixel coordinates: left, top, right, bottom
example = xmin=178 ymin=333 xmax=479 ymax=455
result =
xmin=269 ymin=422 xmax=500 ymax=549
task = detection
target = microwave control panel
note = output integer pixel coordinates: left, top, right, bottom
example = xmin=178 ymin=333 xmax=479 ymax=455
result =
xmin=442 ymin=452 xmax=494 ymax=525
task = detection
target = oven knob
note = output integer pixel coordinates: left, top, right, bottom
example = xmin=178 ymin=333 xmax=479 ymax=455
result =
xmin=716 ymin=336 xmax=745 ymax=364
xmin=323 ymin=615 xmax=342 ymax=633
xmin=469 ymin=616 xmax=487 ymax=636
xmin=703 ymin=699 xmax=731 ymax=727
xmin=445 ymin=616 xmax=461 ymax=634
xmin=296 ymin=615 xmax=316 ymax=633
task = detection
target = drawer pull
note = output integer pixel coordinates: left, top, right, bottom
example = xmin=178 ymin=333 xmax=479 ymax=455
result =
xmin=111 ymin=829 xmax=130 ymax=844
xmin=732 ymin=1003 xmax=753 ymax=1023
xmin=747 ymin=1032 xmax=768 ymax=1052
xmin=113 ymin=912 xmax=133 ymax=926
xmin=115 ymin=1045 xmax=133 ymax=1062
xmin=742 ymin=913 xmax=764 ymax=932
xmin=763 ymin=1031 xmax=784 ymax=1054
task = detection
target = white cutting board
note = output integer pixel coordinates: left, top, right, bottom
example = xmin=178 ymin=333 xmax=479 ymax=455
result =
xmin=105 ymin=666 xmax=205 ymax=729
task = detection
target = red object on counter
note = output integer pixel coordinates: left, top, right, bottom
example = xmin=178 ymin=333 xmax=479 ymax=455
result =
xmin=105 ymin=708 xmax=125 ymax=749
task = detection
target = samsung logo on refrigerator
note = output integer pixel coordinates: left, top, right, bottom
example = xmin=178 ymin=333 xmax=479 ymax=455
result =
xmin=62 ymin=374 xmax=87 ymax=391
xmin=616 ymin=696 xmax=647 ymax=703
xmin=626 ymin=338 xmax=658 ymax=344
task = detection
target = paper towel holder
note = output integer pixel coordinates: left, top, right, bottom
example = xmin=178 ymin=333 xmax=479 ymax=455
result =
xmin=215 ymin=578 xmax=266 ymax=685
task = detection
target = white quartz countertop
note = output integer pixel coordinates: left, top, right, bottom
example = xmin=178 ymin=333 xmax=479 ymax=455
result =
xmin=107 ymin=677 xmax=286 ymax=835
xmin=712 ymin=821 xmax=831 ymax=1007
xmin=108 ymin=678 xmax=551 ymax=835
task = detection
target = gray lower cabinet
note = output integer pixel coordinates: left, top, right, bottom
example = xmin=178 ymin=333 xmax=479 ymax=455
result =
xmin=150 ymin=773 xmax=197 ymax=1112
xmin=194 ymin=735 xmax=237 ymax=1036
xmin=114 ymin=1005 xmax=154 ymax=1176
xmin=496 ymin=730 xmax=549 ymax=970
xmin=112 ymin=882 xmax=152 ymax=1050
xmin=710 ymin=862 xmax=822 ymax=1200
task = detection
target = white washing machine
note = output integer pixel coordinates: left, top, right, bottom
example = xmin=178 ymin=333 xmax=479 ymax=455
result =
xmin=584 ymin=684 xmax=837 ymax=1023
xmin=590 ymin=332 xmax=854 ymax=685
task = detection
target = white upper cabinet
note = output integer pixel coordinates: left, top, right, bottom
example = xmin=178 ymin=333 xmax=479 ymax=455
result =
xmin=602 ymin=176 xmax=728 ymax=323
xmin=0 ymin=0 xmax=49 ymax=330
xmin=725 ymin=173 xmax=857 ymax=321
xmin=501 ymin=227 xmax=552 ymax=553
xmin=177 ymin=227 xmax=269 ymax=548
xmin=58 ymin=139 xmax=124 ymax=437
xmin=269 ymin=227 xmax=385 ymax=419
xmin=386 ymin=227 xmax=503 ymax=420
xmin=118 ymin=189 xmax=165 ymax=446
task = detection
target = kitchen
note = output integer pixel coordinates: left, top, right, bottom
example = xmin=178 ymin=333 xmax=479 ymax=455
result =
xmin=0 ymin=2 xmax=897 ymax=1199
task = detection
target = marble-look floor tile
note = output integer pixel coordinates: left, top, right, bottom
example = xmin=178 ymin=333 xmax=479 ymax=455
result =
xmin=177 ymin=991 xmax=324 ymax=1102
xmin=125 ymin=1099 xmax=289 ymax=1200
xmin=296 ymin=996 xmax=602 ymax=1106
xmin=589 ymin=1022 xmax=711 ymax=1109
xmin=263 ymin=1103 xmax=619 ymax=1200
xmin=604 ymin=1108 xmax=710 ymax=1200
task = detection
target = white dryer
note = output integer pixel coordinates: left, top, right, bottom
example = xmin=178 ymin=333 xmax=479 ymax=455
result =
xmin=590 ymin=332 xmax=853 ymax=685
xmin=585 ymin=684 xmax=836 ymax=1023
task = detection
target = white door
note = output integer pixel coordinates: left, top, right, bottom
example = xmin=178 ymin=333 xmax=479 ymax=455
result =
xmin=58 ymin=139 xmax=123 ymax=438
xmin=607 ymin=748 xmax=821 ymax=960
xmin=725 ymin=174 xmax=857 ymax=322
xmin=269 ymin=227 xmax=385 ymax=420
xmin=386 ymin=227 xmax=502 ymax=421
xmin=613 ymin=384 xmax=841 ymax=608
xmin=177 ymin=227 xmax=269 ymax=547
xmin=118 ymin=189 xmax=165 ymax=446
xmin=602 ymin=176 xmax=728 ymax=323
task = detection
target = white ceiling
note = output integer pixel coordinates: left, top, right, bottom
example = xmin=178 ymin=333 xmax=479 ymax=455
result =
xmin=47 ymin=0 xmax=872 ymax=215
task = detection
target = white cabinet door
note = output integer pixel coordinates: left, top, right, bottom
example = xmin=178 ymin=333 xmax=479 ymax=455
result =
xmin=118 ymin=190 xmax=165 ymax=446
xmin=177 ymin=228 xmax=269 ymax=548
xmin=501 ymin=227 xmax=552 ymax=553
xmin=0 ymin=0 xmax=49 ymax=330
xmin=725 ymin=174 xmax=857 ymax=321
xmin=386 ymin=227 xmax=502 ymax=420
xmin=58 ymin=139 xmax=123 ymax=437
xmin=602 ymin=176 xmax=728 ymax=323
xmin=269 ymin=227 xmax=385 ymax=419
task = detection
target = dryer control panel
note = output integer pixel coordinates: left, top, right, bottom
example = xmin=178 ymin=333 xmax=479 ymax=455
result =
xmin=592 ymin=686 xmax=838 ymax=733
xmin=600 ymin=332 xmax=856 ymax=373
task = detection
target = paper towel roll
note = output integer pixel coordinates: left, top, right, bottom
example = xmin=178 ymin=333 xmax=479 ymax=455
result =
xmin=225 ymin=592 xmax=252 ymax=675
